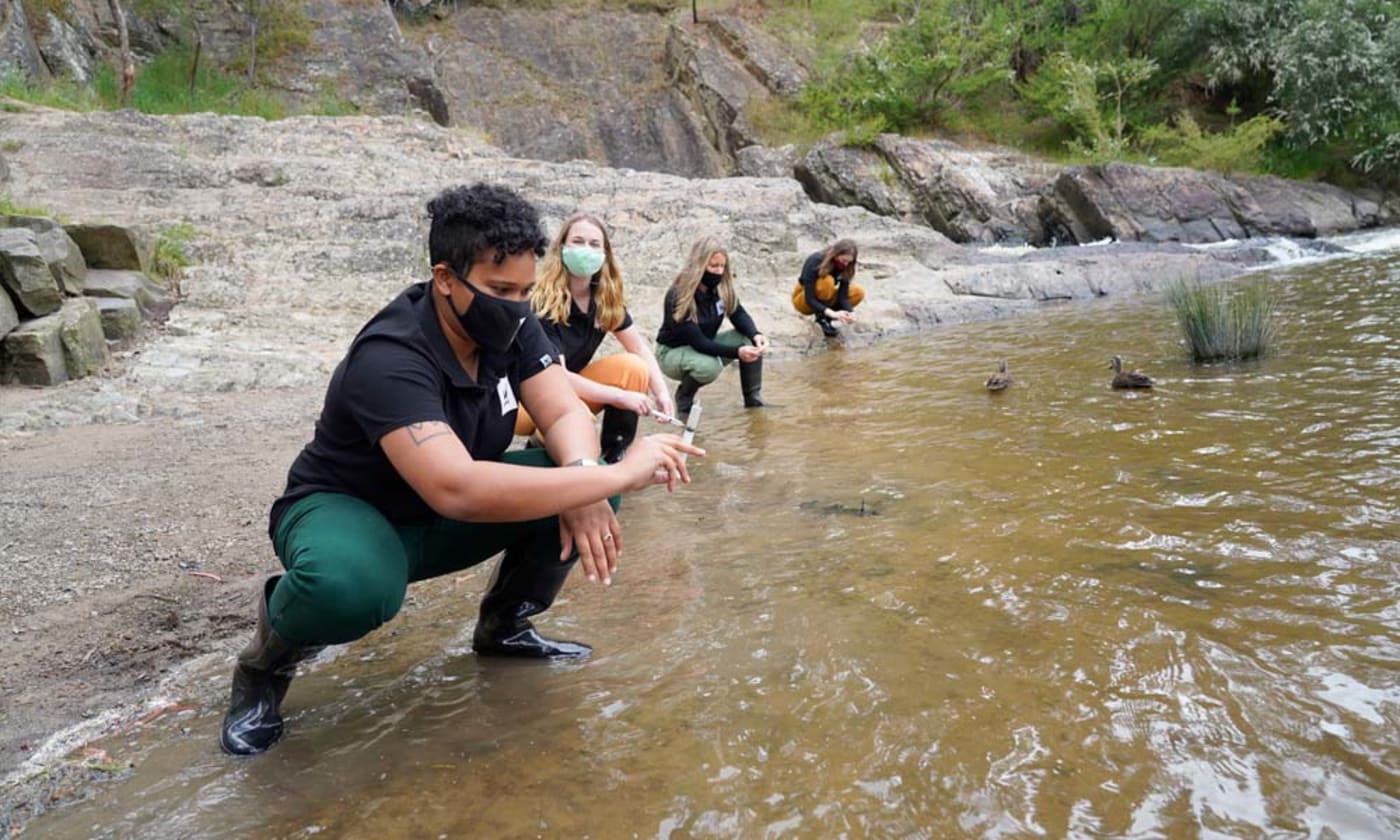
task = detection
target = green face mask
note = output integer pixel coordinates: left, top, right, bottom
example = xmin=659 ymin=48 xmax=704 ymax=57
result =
xmin=561 ymin=245 xmax=606 ymax=278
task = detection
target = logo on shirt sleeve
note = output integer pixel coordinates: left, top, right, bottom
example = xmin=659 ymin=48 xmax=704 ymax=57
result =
xmin=497 ymin=378 xmax=518 ymax=415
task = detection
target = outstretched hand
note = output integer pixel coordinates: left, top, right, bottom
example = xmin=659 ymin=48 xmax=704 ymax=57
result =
xmin=620 ymin=433 xmax=704 ymax=492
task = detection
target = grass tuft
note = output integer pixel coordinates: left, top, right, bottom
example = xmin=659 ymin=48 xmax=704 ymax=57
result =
xmin=1166 ymin=278 xmax=1277 ymax=363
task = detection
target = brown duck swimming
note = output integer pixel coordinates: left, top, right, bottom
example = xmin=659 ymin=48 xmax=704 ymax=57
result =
xmin=985 ymin=360 xmax=1012 ymax=392
xmin=1109 ymin=355 xmax=1154 ymax=389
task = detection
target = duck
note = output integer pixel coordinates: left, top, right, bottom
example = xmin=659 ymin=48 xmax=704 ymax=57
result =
xmin=985 ymin=359 xmax=1012 ymax=392
xmin=1109 ymin=355 xmax=1154 ymax=389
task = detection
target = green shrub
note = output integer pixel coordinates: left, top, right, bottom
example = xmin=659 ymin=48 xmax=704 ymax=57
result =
xmin=151 ymin=223 xmax=197 ymax=289
xmin=1167 ymin=278 xmax=1277 ymax=363
xmin=0 ymin=193 xmax=53 ymax=217
xmin=1138 ymin=111 xmax=1284 ymax=173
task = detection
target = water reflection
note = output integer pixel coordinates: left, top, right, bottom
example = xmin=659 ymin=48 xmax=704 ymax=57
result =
xmin=29 ymin=251 xmax=1400 ymax=838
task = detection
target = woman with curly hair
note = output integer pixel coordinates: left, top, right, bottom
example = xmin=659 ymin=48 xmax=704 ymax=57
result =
xmin=655 ymin=236 xmax=769 ymax=413
xmin=516 ymin=213 xmax=674 ymax=463
xmin=791 ymin=238 xmax=863 ymax=337
xmin=218 ymin=184 xmax=701 ymax=756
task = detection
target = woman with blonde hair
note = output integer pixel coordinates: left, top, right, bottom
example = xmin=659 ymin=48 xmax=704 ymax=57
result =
xmin=517 ymin=213 xmax=673 ymax=463
xmin=791 ymin=238 xmax=863 ymax=337
xmin=655 ymin=236 xmax=769 ymax=413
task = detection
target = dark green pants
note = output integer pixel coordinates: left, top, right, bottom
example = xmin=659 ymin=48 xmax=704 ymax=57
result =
xmin=268 ymin=448 xmax=617 ymax=645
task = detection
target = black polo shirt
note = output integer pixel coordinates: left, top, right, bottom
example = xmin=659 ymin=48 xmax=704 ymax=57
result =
xmin=269 ymin=281 xmax=557 ymax=535
xmin=540 ymin=298 xmax=634 ymax=372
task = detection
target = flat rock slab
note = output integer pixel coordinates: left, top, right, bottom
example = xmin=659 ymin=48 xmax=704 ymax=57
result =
xmin=82 ymin=269 xmax=174 ymax=319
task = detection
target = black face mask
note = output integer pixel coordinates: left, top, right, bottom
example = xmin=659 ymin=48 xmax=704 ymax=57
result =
xmin=701 ymin=271 xmax=723 ymax=290
xmin=450 ymin=272 xmax=531 ymax=354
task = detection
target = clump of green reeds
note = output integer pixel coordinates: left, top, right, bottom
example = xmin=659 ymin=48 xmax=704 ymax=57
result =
xmin=1166 ymin=277 xmax=1278 ymax=363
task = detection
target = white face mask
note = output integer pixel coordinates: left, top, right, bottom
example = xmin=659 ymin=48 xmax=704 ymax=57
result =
xmin=561 ymin=245 xmax=605 ymax=278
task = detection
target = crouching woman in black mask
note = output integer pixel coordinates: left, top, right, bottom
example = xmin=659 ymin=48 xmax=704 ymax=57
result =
xmin=220 ymin=183 xmax=702 ymax=756
xmin=655 ymin=236 xmax=769 ymax=413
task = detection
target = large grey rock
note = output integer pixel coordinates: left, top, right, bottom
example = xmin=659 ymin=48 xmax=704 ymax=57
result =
xmin=0 ymin=214 xmax=87 ymax=294
xmin=795 ymin=140 xmax=919 ymax=222
xmin=94 ymin=296 xmax=141 ymax=342
xmin=1043 ymin=164 xmax=1253 ymax=244
xmin=0 ymin=0 xmax=49 ymax=81
xmin=736 ymin=144 xmax=800 ymax=178
xmin=0 ymin=227 xmax=63 ymax=316
xmin=0 ymin=286 xmax=17 ymax=338
xmin=64 ymin=223 xmax=151 ymax=273
xmin=83 ymin=269 xmax=173 ymax=319
xmin=707 ymin=14 xmax=808 ymax=97
xmin=1040 ymin=162 xmax=1389 ymax=245
xmin=1231 ymin=176 xmax=1374 ymax=237
xmin=665 ymin=18 xmax=769 ymax=165
xmin=56 ymin=297 xmax=109 ymax=378
xmin=431 ymin=7 xmax=726 ymax=177
xmin=34 ymin=8 xmax=99 ymax=82
xmin=1 ymin=310 xmax=66 ymax=385
xmin=874 ymin=135 xmax=1058 ymax=245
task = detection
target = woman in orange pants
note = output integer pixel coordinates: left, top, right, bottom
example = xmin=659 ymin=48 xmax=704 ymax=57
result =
xmin=791 ymin=239 xmax=864 ymax=337
xmin=517 ymin=213 xmax=674 ymax=462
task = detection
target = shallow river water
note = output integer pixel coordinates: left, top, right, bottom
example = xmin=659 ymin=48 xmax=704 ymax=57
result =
xmin=27 ymin=242 xmax=1400 ymax=838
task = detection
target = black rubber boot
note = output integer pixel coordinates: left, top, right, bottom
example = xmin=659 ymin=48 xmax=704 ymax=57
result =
xmin=599 ymin=407 xmax=638 ymax=464
xmin=815 ymin=315 xmax=840 ymax=337
xmin=740 ymin=357 xmax=765 ymax=408
xmin=472 ymin=540 xmax=591 ymax=659
xmin=220 ymin=577 xmax=323 ymax=756
xmin=674 ymin=374 xmax=702 ymax=416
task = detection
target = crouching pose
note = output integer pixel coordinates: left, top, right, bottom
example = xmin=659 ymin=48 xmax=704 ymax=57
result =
xmin=791 ymin=239 xmax=863 ymax=337
xmin=221 ymin=183 xmax=701 ymax=756
xmin=654 ymin=236 xmax=769 ymax=413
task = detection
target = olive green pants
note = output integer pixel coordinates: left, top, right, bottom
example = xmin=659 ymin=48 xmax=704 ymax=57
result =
xmin=656 ymin=330 xmax=752 ymax=385
xmin=267 ymin=448 xmax=617 ymax=645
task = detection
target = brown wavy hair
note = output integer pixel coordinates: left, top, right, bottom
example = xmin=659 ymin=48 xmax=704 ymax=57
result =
xmin=670 ymin=235 xmax=738 ymax=323
xmin=532 ymin=213 xmax=627 ymax=332
xmin=818 ymin=238 xmax=858 ymax=283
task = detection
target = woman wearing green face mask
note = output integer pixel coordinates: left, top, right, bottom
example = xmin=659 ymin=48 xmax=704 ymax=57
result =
xmin=517 ymin=213 xmax=675 ymax=463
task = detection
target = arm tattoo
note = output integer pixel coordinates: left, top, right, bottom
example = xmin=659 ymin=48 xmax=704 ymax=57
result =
xmin=407 ymin=422 xmax=453 ymax=447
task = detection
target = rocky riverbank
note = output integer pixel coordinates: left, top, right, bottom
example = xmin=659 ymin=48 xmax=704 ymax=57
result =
xmin=0 ymin=104 xmax=1386 ymax=828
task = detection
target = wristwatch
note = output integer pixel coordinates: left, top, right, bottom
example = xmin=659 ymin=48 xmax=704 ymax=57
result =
xmin=566 ymin=457 xmax=605 ymax=467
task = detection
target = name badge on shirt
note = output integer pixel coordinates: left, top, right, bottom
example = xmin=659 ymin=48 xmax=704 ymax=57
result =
xmin=497 ymin=378 xmax=517 ymax=415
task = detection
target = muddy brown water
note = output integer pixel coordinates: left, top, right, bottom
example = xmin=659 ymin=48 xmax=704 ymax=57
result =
xmin=23 ymin=246 xmax=1400 ymax=838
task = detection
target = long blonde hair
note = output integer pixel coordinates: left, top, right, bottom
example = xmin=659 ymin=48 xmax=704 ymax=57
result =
xmin=532 ymin=213 xmax=628 ymax=332
xmin=818 ymin=238 xmax=858 ymax=283
xmin=670 ymin=236 xmax=738 ymax=323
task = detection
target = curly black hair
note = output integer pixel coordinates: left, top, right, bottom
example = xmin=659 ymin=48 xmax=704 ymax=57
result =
xmin=427 ymin=183 xmax=547 ymax=276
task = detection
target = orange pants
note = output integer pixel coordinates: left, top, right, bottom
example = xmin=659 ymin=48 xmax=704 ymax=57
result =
xmin=514 ymin=352 xmax=651 ymax=436
xmin=792 ymin=276 xmax=865 ymax=315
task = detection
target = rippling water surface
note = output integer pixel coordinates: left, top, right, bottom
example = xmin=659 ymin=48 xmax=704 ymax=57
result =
xmin=31 ymin=249 xmax=1400 ymax=838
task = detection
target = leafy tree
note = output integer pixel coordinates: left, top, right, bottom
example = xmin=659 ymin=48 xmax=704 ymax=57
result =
xmin=1197 ymin=0 xmax=1400 ymax=173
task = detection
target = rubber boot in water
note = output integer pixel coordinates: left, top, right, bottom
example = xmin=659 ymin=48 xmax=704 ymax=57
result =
xmin=472 ymin=537 xmax=591 ymax=659
xmin=815 ymin=314 xmax=839 ymax=337
xmin=739 ymin=357 xmax=765 ymax=408
xmin=220 ymin=576 xmax=323 ymax=756
xmin=599 ymin=406 xmax=638 ymax=464
xmin=674 ymin=374 xmax=702 ymax=416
